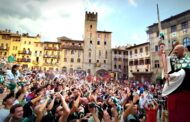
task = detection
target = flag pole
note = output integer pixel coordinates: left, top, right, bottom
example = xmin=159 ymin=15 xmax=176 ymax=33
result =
xmin=157 ymin=4 xmax=169 ymax=86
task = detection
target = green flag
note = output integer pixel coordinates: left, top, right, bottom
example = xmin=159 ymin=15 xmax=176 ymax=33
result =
xmin=8 ymin=55 xmax=15 ymax=63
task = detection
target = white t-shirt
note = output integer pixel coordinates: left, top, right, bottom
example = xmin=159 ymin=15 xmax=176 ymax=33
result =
xmin=0 ymin=108 xmax=10 ymax=122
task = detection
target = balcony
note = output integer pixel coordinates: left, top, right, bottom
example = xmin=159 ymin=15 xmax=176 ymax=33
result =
xmin=61 ymin=45 xmax=83 ymax=50
xmin=43 ymin=62 xmax=59 ymax=66
xmin=0 ymin=46 xmax=9 ymax=51
xmin=44 ymin=47 xmax=60 ymax=51
xmin=43 ymin=55 xmax=60 ymax=59
xmin=18 ymin=51 xmax=32 ymax=55
xmin=17 ymin=58 xmax=31 ymax=63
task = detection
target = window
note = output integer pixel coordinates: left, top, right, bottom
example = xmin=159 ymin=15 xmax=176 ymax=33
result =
xmin=78 ymin=51 xmax=81 ymax=57
xmin=51 ymin=59 xmax=53 ymax=63
xmin=97 ymin=60 xmax=99 ymax=63
xmin=114 ymin=50 xmax=117 ymax=54
xmin=90 ymin=25 xmax=92 ymax=29
xmin=183 ymin=37 xmax=190 ymax=47
xmin=64 ymin=58 xmax=67 ymax=62
xmin=140 ymin=48 xmax=143 ymax=53
xmin=89 ymin=52 xmax=91 ymax=57
xmin=88 ymin=69 xmax=91 ymax=74
xmin=119 ymin=51 xmax=121 ymax=55
xmin=145 ymin=46 xmax=149 ymax=55
xmin=155 ymin=45 xmax=159 ymax=52
xmin=145 ymin=59 xmax=150 ymax=64
xmin=124 ymin=51 xmax=128 ymax=55
xmin=104 ymin=60 xmax=106 ymax=64
xmin=72 ymin=43 xmax=75 ymax=46
xmin=118 ymin=65 xmax=121 ymax=69
xmin=139 ymin=59 xmax=144 ymax=65
xmin=135 ymin=49 xmax=137 ymax=54
xmin=89 ymin=59 xmax=91 ymax=63
xmin=114 ymin=57 xmax=117 ymax=61
xmin=129 ymin=60 xmax=133 ymax=65
xmin=104 ymin=41 xmax=107 ymax=45
xmin=24 ymin=41 xmax=26 ymax=44
xmin=134 ymin=60 xmax=138 ymax=65
xmin=114 ymin=64 xmax=117 ymax=69
xmin=154 ymin=60 xmax=160 ymax=68
xmin=90 ymin=40 xmax=92 ymax=44
xmin=77 ymin=58 xmax=80 ymax=63
xmin=105 ymin=51 xmax=108 ymax=59
xmin=118 ymin=58 xmax=122 ymax=62
xmin=71 ymin=58 xmax=74 ymax=63
xmin=36 ymin=57 xmax=39 ymax=62
xmin=29 ymin=41 xmax=31 ymax=45
xmin=40 ymin=51 xmax=42 ymax=55
xmin=99 ymin=50 xmax=101 ymax=57
xmin=171 ymin=25 xmax=177 ymax=33
xmin=181 ymin=21 xmax=188 ymax=30
xmin=97 ymin=41 xmax=100 ymax=45
xmin=130 ymin=51 xmax=132 ymax=57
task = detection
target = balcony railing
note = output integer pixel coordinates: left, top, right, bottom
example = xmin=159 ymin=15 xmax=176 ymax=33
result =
xmin=17 ymin=58 xmax=31 ymax=62
xmin=61 ymin=45 xmax=83 ymax=50
xmin=43 ymin=62 xmax=59 ymax=66
xmin=44 ymin=47 xmax=60 ymax=51
xmin=43 ymin=55 xmax=60 ymax=59
xmin=18 ymin=51 xmax=32 ymax=55
xmin=0 ymin=46 xmax=9 ymax=50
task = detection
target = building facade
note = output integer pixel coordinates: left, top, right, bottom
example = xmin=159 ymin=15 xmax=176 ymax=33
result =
xmin=58 ymin=39 xmax=84 ymax=73
xmin=0 ymin=12 xmax=112 ymax=75
xmin=111 ymin=47 xmax=128 ymax=80
xmin=0 ymin=30 xmax=41 ymax=69
xmin=83 ymin=12 xmax=112 ymax=75
xmin=127 ymin=42 xmax=152 ymax=82
xmin=147 ymin=9 xmax=190 ymax=81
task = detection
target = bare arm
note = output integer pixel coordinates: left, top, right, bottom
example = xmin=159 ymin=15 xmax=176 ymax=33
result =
xmin=35 ymin=98 xmax=49 ymax=122
xmin=47 ymin=96 xmax=56 ymax=111
xmin=153 ymin=99 xmax=159 ymax=110
xmin=123 ymin=95 xmax=139 ymax=120
xmin=59 ymin=93 xmax=70 ymax=122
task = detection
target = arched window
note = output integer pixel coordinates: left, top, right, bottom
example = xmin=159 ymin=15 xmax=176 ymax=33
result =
xmin=183 ymin=37 xmax=190 ymax=47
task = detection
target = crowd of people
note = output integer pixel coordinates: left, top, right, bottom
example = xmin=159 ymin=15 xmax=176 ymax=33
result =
xmin=0 ymin=61 xmax=168 ymax=122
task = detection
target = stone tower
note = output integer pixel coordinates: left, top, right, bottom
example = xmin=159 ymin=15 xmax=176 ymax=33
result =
xmin=83 ymin=12 xmax=98 ymax=74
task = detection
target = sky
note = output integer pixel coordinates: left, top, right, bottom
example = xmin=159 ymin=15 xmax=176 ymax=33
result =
xmin=0 ymin=0 xmax=190 ymax=47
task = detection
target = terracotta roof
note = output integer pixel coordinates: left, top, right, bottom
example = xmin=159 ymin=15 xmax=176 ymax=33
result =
xmin=126 ymin=42 xmax=149 ymax=49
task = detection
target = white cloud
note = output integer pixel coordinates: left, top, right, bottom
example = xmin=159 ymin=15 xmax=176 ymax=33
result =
xmin=0 ymin=0 xmax=114 ymax=42
xmin=128 ymin=0 xmax=138 ymax=7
